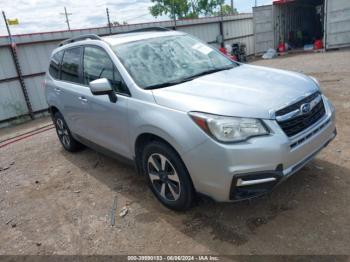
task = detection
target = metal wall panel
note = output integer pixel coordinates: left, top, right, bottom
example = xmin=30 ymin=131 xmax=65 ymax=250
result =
xmin=0 ymin=14 xmax=253 ymax=46
xmin=179 ymin=23 xmax=219 ymax=43
xmin=24 ymin=75 xmax=47 ymax=112
xmin=0 ymin=81 xmax=28 ymax=121
xmin=224 ymin=18 xmax=254 ymax=39
xmin=326 ymin=0 xmax=350 ymax=49
xmin=0 ymin=47 xmax=17 ymax=79
xmin=223 ymin=18 xmax=254 ymax=55
xmin=16 ymin=43 xmax=57 ymax=75
xmin=253 ymin=5 xmax=274 ymax=55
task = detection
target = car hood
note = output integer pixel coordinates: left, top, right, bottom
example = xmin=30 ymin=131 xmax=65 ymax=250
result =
xmin=152 ymin=64 xmax=319 ymax=119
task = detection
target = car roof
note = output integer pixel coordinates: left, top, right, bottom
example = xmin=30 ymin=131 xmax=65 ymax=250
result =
xmin=52 ymin=30 xmax=186 ymax=55
xmin=102 ymin=30 xmax=185 ymax=46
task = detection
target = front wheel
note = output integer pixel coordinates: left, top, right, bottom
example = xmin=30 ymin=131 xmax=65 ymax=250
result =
xmin=142 ymin=141 xmax=194 ymax=211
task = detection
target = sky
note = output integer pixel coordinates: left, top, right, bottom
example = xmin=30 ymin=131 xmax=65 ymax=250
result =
xmin=0 ymin=0 xmax=273 ymax=36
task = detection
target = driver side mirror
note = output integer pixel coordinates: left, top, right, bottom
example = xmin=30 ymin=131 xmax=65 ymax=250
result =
xmin=89 ymin=78 xmax=117 ymax=103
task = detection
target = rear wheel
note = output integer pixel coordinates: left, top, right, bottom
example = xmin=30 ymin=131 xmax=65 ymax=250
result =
xmin=54 ymin=111 xmax=84 ymax=152
xmin=142 ymin=141 xmax=194 ymax=211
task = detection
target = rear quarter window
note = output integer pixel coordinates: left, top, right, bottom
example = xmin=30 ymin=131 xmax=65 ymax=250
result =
xmin=61 ymin=47 xmax=82 ymax=84
xmin=49 ymin=51 xmax=64 ymax=79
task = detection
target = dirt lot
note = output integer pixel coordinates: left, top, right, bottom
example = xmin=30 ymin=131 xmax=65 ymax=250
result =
xmin=0 ymin=50 xmax=350 ymax=255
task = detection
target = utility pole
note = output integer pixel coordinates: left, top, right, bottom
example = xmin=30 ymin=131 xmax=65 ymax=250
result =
xmin=219 ymin=2 xmax=224 ymax=48
xmin=231 ymin=0 xmax=234 ymax=13
xmin=255 ymin=0 xmax=258 ymax=7
xmin=220 ymin=2 xmax=223 ymax=19
xmin=106 ymin=8 xmax=112 ymax=35
xmin=2 ymin=11 xmax=13 ymax=44
xmin=60 ymin=7 xmax=72 ymax=30
xmin=173 ymin=0 xmax=177 ymax=30
xmin=2 ymin=11 xmax=34 ymax=119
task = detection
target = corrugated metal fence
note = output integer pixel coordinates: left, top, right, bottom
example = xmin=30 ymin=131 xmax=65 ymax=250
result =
xmin=0 ymin=14 xmax=253 ymax=126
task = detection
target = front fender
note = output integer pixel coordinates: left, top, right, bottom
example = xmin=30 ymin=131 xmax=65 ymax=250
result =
xmin=128 ymin=100 xmax=208 ymax=157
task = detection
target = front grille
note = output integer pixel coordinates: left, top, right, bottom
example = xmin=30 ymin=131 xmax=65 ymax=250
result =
xmin=290 ymin=119 xmax=330 ymax=148
xmin=275 ymin=92 xmax=320 ymax=116
xmin=276 ymin=92 xmax=326 ymax=137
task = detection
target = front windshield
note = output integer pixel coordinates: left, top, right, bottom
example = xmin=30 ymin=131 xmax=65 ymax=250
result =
xmin=112 ymin=34 xmax=236 ymax=89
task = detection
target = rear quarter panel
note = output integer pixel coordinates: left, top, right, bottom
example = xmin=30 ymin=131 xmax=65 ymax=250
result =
xmin=45 ymin=74 xmax=62 ymax=115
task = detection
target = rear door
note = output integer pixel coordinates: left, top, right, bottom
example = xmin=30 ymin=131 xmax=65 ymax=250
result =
xmin=253 ymin=5 xmax=274 ymax=55
xmin=326 ymin=0 xmax=350 ymax=49
xmin=58 ymin=46 xmax=92 ymax=138
xmin=46 ymin=50 xmax=64 ymax=112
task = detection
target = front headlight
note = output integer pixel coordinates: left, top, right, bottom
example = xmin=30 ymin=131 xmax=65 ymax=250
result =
xmin=189 ymin=112 xmax=269 ymax=143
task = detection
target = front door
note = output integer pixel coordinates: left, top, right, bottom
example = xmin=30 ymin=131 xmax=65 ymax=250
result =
xmin=80 ymin=46 xmax=131 ymax=158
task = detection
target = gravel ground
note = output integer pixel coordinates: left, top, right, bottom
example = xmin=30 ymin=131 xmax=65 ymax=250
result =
xmin=0 ymin=50 xmax=349 ymax=255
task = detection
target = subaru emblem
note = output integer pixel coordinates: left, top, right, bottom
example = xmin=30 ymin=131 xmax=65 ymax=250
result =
xmin=300 ymin=103 xmax=311 ymax=114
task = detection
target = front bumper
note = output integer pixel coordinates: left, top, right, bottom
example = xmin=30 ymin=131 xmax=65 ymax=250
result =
xmin=182 ymin=96 xmax=336 ymax=202
xmin=230 ymin=128 xmax=336 ymax=200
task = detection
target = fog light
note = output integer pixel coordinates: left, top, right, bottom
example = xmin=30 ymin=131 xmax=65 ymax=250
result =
xmin=236 ymin=177 xmax=277 ymax=187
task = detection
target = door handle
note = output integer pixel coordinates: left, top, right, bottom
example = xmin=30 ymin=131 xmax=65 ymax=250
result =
xmin=54 ymin=87 xmax=61 ymax=93
xmin=78 ymin=96 xmax=88 ymax=103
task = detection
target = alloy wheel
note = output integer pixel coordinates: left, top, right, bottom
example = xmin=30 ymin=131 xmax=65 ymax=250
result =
xmin=56 ymin=118 xmax=70 ymax=148
xmin=147 ymin=153 xmax=181 ymax=201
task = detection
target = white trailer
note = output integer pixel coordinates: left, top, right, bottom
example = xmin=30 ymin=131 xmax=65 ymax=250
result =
xmin=253 ymin=0 xmax=350 ymax=54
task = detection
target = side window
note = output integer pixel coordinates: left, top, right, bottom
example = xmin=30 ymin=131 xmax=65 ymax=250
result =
xmin=61 ymin=47 xmax=82 ymax=84
xmin=49 ymin=51 xmax=64 ymax=79
xmin=83 ymin=46 xmax=129 ymax=95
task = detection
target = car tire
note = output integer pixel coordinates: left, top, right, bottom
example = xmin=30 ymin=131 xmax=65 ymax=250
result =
xmin=53 ymin=111 xmax=84 ymax=152
xmin=142 ymin=141 xmax=194 ymax=211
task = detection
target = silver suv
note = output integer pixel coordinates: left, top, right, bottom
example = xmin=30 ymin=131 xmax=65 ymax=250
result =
xmin=45 ymin=28 xmax=336 ymax=210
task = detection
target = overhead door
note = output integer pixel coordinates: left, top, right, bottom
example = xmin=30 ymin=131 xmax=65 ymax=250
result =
xmin=326 ymin=0 xmax=350 ymax=49
xmin=253 ymin=5 xmax=274 ymax=55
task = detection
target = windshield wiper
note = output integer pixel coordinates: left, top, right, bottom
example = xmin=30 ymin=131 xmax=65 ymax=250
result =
xmin=144 ymin=65 xmax=234 ymax=90
xmin=184 ymin=65 xmax=234 ymax=81
xmin=143 ymin=79 xmax=190 ymax=90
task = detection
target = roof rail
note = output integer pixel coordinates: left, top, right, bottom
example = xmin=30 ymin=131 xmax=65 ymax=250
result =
xmin=127 ymin=26 xmax=171 ymax=33
xmin=58 ymin=34 xmax=102 ymax=47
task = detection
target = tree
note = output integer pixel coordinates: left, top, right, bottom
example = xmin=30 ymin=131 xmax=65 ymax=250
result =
xmin=108 ymin=21 xmax=128 ymax=27
xmin=149 ymin=0 xmax=226 ymax=19
xmin=213 ymin=4 xmax=238 ymax=16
